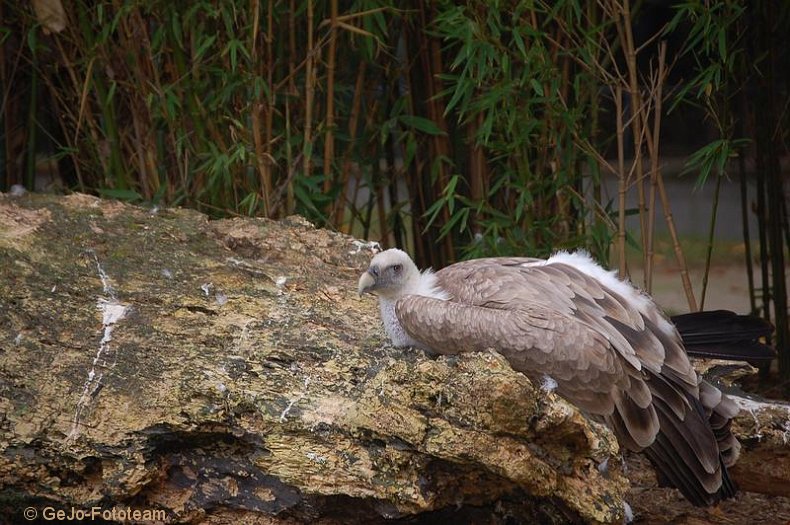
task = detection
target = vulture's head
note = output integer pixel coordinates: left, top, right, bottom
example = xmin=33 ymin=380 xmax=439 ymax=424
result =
xmin=358 ymin=248 xmax=419 ymax=298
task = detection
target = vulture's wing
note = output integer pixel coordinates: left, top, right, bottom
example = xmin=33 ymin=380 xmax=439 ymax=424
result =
xmin=395 ymin=256 xmax=736 ymax=506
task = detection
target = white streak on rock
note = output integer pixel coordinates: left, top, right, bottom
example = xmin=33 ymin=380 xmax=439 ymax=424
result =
xmin=233 ymin=319 xmax=254 ymax=355
xmin=305 ymin=451 xmax=327 ymax=464
xmin=279 ymin=398 xmax=299 ymax=423
xmin=69 ymin=253 xmax=128 ymax=441
xmin=201 ymin=282 xmax=213 ymax=296
xmin=349 ymin=240 xmax=381 ymax=255
xmin=733 ymin=395 xmax=790 ymax=441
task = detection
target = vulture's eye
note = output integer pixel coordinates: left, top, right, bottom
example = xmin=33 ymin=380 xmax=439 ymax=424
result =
xmin=392 ymin=264 xmax=403 ymax=274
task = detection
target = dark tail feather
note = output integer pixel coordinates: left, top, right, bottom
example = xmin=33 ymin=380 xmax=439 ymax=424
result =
xmin=643 ymin=387 xmax=737 ymax=506
xmin=671 ymin=310 xmax=776 ymax=364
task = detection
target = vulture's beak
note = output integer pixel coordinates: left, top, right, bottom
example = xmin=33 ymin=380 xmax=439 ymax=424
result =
xmin=358 ymin=267 xmax=378 ymax=296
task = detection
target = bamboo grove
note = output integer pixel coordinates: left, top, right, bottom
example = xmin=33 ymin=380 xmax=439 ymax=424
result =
xmin=1 ymin=1 xmax=788 ymax=376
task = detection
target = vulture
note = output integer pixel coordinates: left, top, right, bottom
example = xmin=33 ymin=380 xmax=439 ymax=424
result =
xmin=358 ymin=248 xmax=773 ymax=506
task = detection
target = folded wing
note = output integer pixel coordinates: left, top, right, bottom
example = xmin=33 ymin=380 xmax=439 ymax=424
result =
xmin=395 ymin=256 xmax=736 ymax=506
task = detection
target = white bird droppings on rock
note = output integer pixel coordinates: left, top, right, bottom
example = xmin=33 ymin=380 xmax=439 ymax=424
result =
xmin=349 ymin=239 xmax=381 ymax=255
xmin=306 ymin=451 xmax=327 ymax=464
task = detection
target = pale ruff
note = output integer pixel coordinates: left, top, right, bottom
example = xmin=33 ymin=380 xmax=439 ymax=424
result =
xmin=378 ymin=268 xmax=448 ymax=349
xmin=379 ymin=298 xmax=421 ymax=347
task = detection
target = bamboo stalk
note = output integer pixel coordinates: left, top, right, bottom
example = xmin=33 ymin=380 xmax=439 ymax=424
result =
xmin=754 ymin=128 xmax=770 ymax=321
xmin=645 ymin=42 xmax=667 ymax=294
xmin=287 ymin=0 xmax=297 ymax=214
xmin=699 ymin=170 xmax=723 ymax=310
xmin=641 ymin=111 xmax=697 ymax=311
xmin=615 ymin=85 xmax=627 ymax=279
xmin=420 ymin=0 xmax=454 ymax=264
xmin=657 ymin=168 xmax=698 ymax=311
xmin=334 ymin=62 xmax=366 ymax=229
xmin=620 ymin=0 xmax=648 ymax=283
xmin=251 ymin=102 xmax=270 ymax=215
xmin=738 ymin=143 xmax=756 ymax=313
xmin=131 ymin=5 xmax=176 ymax=200
xmin=375 ymin=163 xmax=389 ymax=246
xmin=399 ymin=32 xmax=426 ymax=263
xmin=322 ymin=0 xmax=338 ymax=204
xmin=250 ymin=0 xmax=271 ymax=215
xmin=762 ymin=17 xmax=789 ymax=375
xmin=303 ymin=1 xmax=316 ymax=201
xmin=264 ymin=0 xmax=274 ymax=214
xmin=468 ymin=111 xmax=485 ymax=236
xmin=24 ymin=50 xmax=38 ymax=191
xmin=285 ymin=97 xmax=294 ymax=216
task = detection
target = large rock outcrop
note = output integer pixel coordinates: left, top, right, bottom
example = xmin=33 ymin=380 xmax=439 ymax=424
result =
xmin=0 ymin=194 xmax=629 ymax=524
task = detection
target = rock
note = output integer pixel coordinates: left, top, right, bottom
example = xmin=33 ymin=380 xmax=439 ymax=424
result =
xmin=0 ymin=194 xmax=629 ymax=524
xmin=728 ymin=393 xmax=790 ymax=498
xmin=693 ymin=360 xmax=790 ymax=499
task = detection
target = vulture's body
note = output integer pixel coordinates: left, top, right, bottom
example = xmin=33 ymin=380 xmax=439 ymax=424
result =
xmin=358 ymin=249 xmax=749 ymax=506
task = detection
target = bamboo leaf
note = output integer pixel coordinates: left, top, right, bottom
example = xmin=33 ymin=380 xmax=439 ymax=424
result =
xmin=399 ymin=115 xmax=445 ymax=136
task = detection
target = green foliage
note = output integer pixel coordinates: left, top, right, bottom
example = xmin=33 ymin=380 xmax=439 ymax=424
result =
xmin=431 ymin=1 xmax=612 ymax=260
xmin=667 ymin=1 xmax=747 ymax=186
xmin=0 ymin=0 xmax=777 ymax=277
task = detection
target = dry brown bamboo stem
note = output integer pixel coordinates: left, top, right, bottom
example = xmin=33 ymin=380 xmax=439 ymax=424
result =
xmin=620 ymin=0 xmax=648 ymax=283
xmin=287 ymin=0 xmax=297 ymax=214
xmin=251 ymin=103 xmax=270 ymax=215
xmin=265 ymin=0 xmax=274 ymax=214
xmin=422 ymin=0 xmax=454 ymax=263
xmin=398 ymin=34 xmax=426 ymax=263
xmin=283 ymin=99 xmax=294 ymax=216
xmin=249 ymin=0 xmax=269 ymax=215
xmin=375 ymin=160 xmax=390 ymax=246
xmin=656 ymin=168 xmax=698 ymax=311
xmin=251 ymin=0 xmax=260 ymax=56
xmin=615 ymin=85 xmax=627 ymax=279
xmin=323 ymin=0 xmax=338 ymax=202
xmin=645 ymin=42 xmax=667 ymax=294
xmin=466 ymin=110 xmax=485 ymax=236
xmin=303 ymin=1 xmax=316 ymax=196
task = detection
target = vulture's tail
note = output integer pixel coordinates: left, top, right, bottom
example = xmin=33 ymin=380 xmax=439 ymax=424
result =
xmin=672 ymin=310 xmax=775 ymax=363
xmin=642 ymin=373 xmax=740 ymax=506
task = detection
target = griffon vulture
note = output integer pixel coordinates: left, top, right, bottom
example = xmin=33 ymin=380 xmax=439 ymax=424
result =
xmin=358 ymin=248 xmax=771 ymax=506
